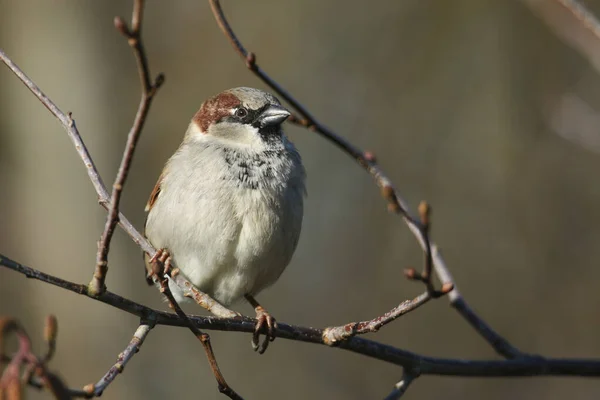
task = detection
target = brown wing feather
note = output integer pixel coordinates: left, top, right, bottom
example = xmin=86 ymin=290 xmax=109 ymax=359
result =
xmin=143 ymin=171 xmax=165 ymax=284
xmin=145 ymin=172 xmax=164 ymax=212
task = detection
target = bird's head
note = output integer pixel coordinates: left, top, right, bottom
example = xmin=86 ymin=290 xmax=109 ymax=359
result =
xmin=189 ymin=87 xmax=291 ymax=147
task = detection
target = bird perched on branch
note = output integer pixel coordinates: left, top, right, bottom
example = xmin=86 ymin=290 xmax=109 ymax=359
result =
xmin=144 ymin=87 xmax=306 ymax=353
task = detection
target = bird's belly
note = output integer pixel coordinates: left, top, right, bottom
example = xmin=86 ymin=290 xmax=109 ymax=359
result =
xmin=169 ymin=190 xmax=295 ymax=306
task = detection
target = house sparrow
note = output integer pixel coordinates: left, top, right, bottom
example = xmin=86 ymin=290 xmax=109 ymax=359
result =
xmin=144 ymin=87 xmax=306 ymax=353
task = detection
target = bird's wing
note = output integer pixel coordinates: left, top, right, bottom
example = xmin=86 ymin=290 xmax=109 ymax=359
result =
xmin=145 ymin=171 xmax=164 ymax=212
xmin=143 ymin=169 xmax=166 ymax=284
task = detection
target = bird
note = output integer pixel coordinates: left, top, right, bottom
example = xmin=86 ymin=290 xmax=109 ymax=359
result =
xmin=143 ymin=87 xmax=306 ymax=353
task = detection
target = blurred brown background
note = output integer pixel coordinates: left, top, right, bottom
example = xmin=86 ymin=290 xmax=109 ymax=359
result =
xmin=1 ymin=0 xmax=600 ymax=399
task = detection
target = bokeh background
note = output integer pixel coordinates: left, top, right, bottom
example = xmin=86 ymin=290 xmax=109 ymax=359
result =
xmin=2 ymin=0 xmax=600 ymax=398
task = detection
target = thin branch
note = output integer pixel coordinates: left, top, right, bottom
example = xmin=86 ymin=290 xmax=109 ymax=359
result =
xmin=521 ymin=0 xmax=600 ymax=74
xmin=0 ymin=49 xmax=107 ymax=202
xmin=383 ymin=372 xmax=417 ymax=400
xmin=26 ymin=376 xmax=88 ymax=399
xmin=430 ymin=246 xmax=525 ymax=359
xmin=82 ymin=321 xmax=154 ymax=398
xmin=90 ymin=0 xmax=164 ymax=296
xmin=158 ymin=276 xmax=242 ymax=400
xmin=322 ymin=291 xmax=431 ymax=345
xmin=41 ymin=315 xmax=58 ymax=363
xmin=172 ymin=273 xmax=239 ymax=319
xmin=3 ymin=254 xmax=600 ymax=378
xmin=0 ymin=49 xmax=154 ymax=260
xmin=555 ymin=0 xmax=600 ymax=41
xmin=322 ymin=203 xmax=454 ymax=344
xmin=0 ymin=317 xmax=73 ymax=400
xmin=417 ymin=201 xmax=433 ymax=284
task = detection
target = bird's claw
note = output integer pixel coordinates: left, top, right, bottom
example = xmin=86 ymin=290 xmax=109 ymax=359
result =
xmin=252 ymin=306 xmax=277 ymax=354
xmin=149 ymin=248 xmax=172 ymax=278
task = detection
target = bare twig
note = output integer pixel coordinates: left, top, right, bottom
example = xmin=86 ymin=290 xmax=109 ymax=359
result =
xmin=157 ymin=275 xmax=242 ymax=400
xmin=521 ymin=0 xmax=600 ymax=74
xmin=0 ymin=49 xmax=154 ymax=259
xmin=322 ymin=248 xmax=455 ymax=345
xmin=172 ymin=273 xmax=240 ymax=319
xmin=4 ymin=254 xmax=600 ymax=379
xmin=431 ymin=246 xmax=525 ymax=359
xmin=41 ymin=315 xmax=58 ymax=363
xmin=0 ymin=50 xmax=106 ymax=202
xmin=555 ymin=0 xmax=600 ymax=40
xmin=0 ymin=317 xmax=73 ymax=400
xmin=82 ymin=321 xmax=154 ymax=397
xmin=90 ymin=0 xmax=164 ymax=296
xmin=322 ymin=291 xmax=431 ymax=345
xmin=384 ymin=372 xmax=417 ymax=400
xmin=417 ymin=201 xmax=433 ymax=284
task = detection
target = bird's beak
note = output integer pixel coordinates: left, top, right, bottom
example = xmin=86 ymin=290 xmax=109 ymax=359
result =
xmin=257 ymin=104 xmax=291 ymax=127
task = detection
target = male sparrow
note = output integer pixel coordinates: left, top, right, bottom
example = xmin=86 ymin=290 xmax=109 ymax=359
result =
xmin=144 ymin=87 xmax=306 ymax=353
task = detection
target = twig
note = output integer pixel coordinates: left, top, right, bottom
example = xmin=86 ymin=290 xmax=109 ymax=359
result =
xmin=383 ymin=372 xmax=417 ymax=400
xmin=430 ymin=246 xmax=525 ymax=359
xmin=0 ymin=49 xmax=106 ymax=203
xmin=26 ymin=375 xmax=88 ymax=399
xmin=322 ymin=291 xmax=431 ymax=345
xmin=172 ymin=273 xmax=239 ymax=319
xmin=0 ymin=49 xmax=154 ymax=259
xmin=555 ymin=0 xmax=600 ymax=40
xmin=0 ymin=317 xmax=73 ymax=400
xmin=3 ymin=254 xmax=600 ymax=379
xmin=521 ymin=0 xmax=600 ymax=74
xmin=322 ymin=250 xmax=455 ymax=345
xmin=82 ymin=321 xmax=154 ymax=397
xmin=90 ymin=0 xmax=164 ymax=296
xmin=41 ymin=315 xmax=58 ymax=363
xmin=157 ymin=276 xmax=242 ymax=400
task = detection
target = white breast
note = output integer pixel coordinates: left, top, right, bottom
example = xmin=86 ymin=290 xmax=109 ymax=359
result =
xmin=144 ymin=135 xmax=305 ymax=306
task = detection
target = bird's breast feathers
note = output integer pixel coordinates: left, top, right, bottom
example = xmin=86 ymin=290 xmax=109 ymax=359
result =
xmin=144 ymin=138 xmax=305 ymax=304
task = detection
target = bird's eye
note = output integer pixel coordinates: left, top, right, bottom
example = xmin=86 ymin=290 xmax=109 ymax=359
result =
xmin=235 ymin=108 xmax=248 ymax=118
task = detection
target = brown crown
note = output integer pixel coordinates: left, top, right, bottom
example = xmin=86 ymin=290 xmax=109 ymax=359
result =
xmin=193 ymin=92 xmax=241 ymax=133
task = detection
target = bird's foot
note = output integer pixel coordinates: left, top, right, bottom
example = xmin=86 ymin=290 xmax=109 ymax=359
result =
xmin=252 ymin=305 xmax=277 ymax=354
xmin=149 ymin=248 xmax=172 ymax=278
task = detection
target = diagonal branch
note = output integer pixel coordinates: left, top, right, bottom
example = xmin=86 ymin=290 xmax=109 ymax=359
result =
xmin=322 ymin=291 xmax=432 ymax=345
xmin=383 ymin=371 xmax=417 ymax=400
xmin=158 ymin=276 xmax=242 ymax=400
xmin=431 ymin=246 xmax=525 ymax=359
xmin=554 ymin=0 xmax=600 ymax=40
xmin=322 ymin=202 xmax=454 ymax=345
xmin=0 ymin=49 xmax=153 ymax=259
xmin=82 ymin=321 xmax=154 ymax=397
xmin=0 ymin=317 xmax=74 ymax=399
xmin=90 ymin=0 xmax=164 ymax=296
xmin=172 ymin=273 xmax=240 ymax=318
